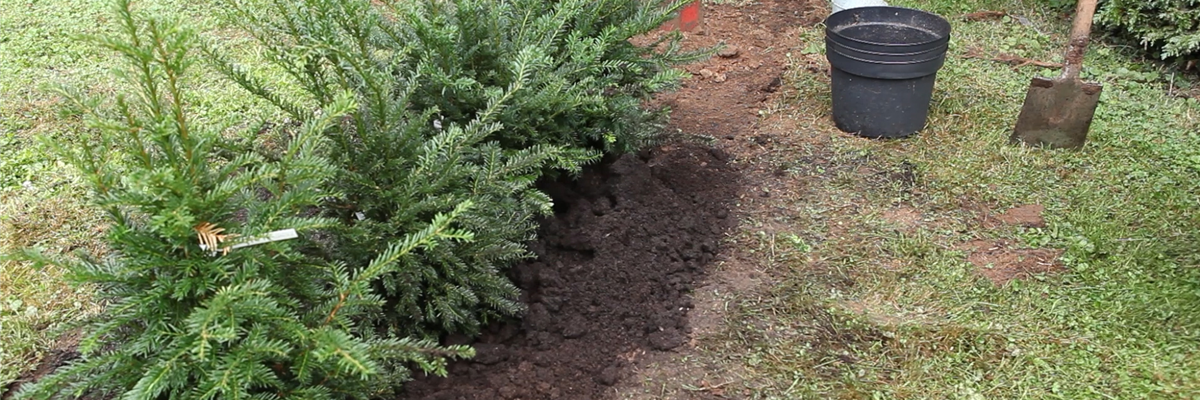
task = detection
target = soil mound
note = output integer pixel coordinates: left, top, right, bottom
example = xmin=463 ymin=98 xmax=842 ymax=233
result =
xmin=404 ymin=145 xmax=740 ymax=399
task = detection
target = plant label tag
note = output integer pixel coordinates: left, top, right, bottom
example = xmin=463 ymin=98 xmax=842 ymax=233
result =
xmin=355 ymin=212 xmax=366 ymax=221
xmin=202 ymin=229 xmax=300 ymax=255
xmin=229 ymin=229 xmax=299 ymax=250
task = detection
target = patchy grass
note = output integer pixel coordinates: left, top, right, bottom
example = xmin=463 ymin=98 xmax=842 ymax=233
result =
xmin=703 ymin=0 xmax=1200 ymax=398
xmin=4 ymin=0 xmax=1200 ymax=397
xmin=0 ymin=0 xmax=279 ymax=391
xmin=0 ymin=168 xmax=98 ymax=390
xmin=0 ymin=0 xmax=113 ymax=388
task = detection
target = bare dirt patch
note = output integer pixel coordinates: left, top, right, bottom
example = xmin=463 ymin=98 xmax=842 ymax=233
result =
xmin=959 ymin=240 xmax=1065 ymax=285
xmin=2 ymin=330 xmax=81 ymax=400
xmin=979 ymin=203 xmax=1048 ymax=229
xmin=596 ymin=1 xmax=831 ymax=398
xmin=647 ymin=0 xmax=825 ymax=147
xmin=997 ymin=204 xmax=1047 ymax=228
xmin=881 ymin=206 xmax=924 ymax=231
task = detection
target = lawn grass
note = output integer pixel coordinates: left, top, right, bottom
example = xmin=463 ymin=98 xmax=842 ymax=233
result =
xmin=1 ymin=0 xmax=116 ymax=387
xmin=705 ymin=0 xmax=1200 ymax=398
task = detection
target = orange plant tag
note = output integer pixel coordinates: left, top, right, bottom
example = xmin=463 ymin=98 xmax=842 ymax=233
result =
xmin=660 ymin=1 xmax=702 ymax=32
xmin=678 ymin=1 xmax=701 ymax=31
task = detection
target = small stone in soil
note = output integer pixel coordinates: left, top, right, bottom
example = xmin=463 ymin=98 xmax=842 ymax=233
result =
xmin=718 ymin=45 xmax=741 ymax=58
xmin=697 ymin=69 xmax=727 ymax=83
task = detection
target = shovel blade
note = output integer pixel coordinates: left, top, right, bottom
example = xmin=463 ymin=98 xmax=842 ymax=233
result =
xmin=1010 ymin=76 xmax=1103 ymax=149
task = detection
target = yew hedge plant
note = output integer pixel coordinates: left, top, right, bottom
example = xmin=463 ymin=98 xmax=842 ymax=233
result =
xmin=11 ymin=2 xmax=474 ymax=399
xmin=12 ymin=0 xmax=701 ymax=398
xmin=212 ymin=0 xmax=707 ymax=338
xmin=1046 ymin=0 xmax=1200 ymax=62
xmin=1096 ymin=0 xmax=1200 ymax=62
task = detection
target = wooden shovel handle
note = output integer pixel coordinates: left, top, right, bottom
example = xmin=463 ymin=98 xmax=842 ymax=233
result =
xmin=1062 ymin=0 xmax=1098 ymax=80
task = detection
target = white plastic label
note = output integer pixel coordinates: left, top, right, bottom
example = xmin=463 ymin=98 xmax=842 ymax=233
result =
xmin=229 ymin=229 xmax=299 ymax=249
xmin=200 ymin=229 xmax=299 ymax=254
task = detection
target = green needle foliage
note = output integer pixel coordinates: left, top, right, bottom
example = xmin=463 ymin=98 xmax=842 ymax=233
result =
xmin=222 ymin=0 xmax=707 ymax=156
xmin=12 ymin=0 xmax=710 ymax=395
xmin=8 ymin=1 xmax=474 ymax=398
xmin=1096 ymin=0 xmax=1200 ymax=61
xmin=211 ymin=0 xmax=708 ymax=339
xmin=388 ymin=0 xmax=710 ymax=153
xmin=212 ymin=0 xmax=571 ymax=339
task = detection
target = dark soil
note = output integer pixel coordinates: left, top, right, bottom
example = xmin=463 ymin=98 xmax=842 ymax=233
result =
xmin=403 ymin=145 xmax=740 ymax=399
xmin=405 ymin=1 xmax=817 ymax=398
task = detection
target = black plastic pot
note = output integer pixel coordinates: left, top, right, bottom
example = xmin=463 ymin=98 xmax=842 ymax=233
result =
xmin=825 ymin=7 xmax=951 ymax=138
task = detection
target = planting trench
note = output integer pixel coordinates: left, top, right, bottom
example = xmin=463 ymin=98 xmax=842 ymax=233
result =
xmin=403 ymin=147 xmax=740 ymax=400
xmin=404 ymin=0 xmax=821 ymax=398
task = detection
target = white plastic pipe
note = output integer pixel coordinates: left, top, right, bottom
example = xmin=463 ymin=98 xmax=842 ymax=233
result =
xmin=831 ymin=0 xmax=889 ymax=14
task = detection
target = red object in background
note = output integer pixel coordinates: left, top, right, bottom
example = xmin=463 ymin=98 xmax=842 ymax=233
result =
xmin=661 ymin=1 xmax=702 ymax=32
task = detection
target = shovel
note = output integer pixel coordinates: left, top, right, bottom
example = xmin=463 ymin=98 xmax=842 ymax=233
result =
xmin=1010 ymin=0 xmax=1102 ymax=149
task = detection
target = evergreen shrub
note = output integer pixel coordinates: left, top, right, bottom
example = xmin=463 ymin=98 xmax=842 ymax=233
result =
xmin=214 ymin=0 xmax=585 ymax=339
xmin=214 ymin=0 xmax=709 ymax=337
xmin=223 ymin=0 xmax=709 ymax=154
xmin=1096 ymin=0 xmax=1200 ymax=61
xmin=11 ymin=1 xmax=474 ymax=398
xmin=1047 ymin=0 xmax=1200 ymax=62
xmin=15 ymin=0 xmax=709 ymax=396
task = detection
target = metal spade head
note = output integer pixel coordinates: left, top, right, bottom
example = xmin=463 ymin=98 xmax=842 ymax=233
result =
xmin=1009 ymin=76 xmax=1103 ymax=149
xmin=1011 ymin=0 xmax=1104 ymax=149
